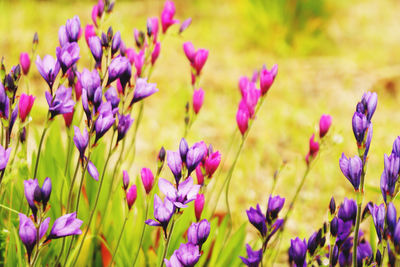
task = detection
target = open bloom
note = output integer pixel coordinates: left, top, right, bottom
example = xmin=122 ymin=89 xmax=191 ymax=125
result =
xmin=246 ymin=204 xmax=267 ymax=237
xmin=159 ymin=177 xmax=200 ymax=208
xmin=48 ymin=212 xmax=83 ymax=239
xmin=165 ymin=243 xmax=201 ymax=267
xmin=36 ymin=55 xmax=60 ymax=90
xmin=186 ymin=142 xmax=207 ymax=175
xmin=19 ymin=214 xmax=50 ymax=260
xmin=46 ymin=85 xmax=75 ymax=118
xmin=259 ymin=64 xmax=278 ymax=95
xmin=130 ymin=78 xmax=158 ymax=105
xmin=161 ymin=0 xmax=179 ymax=33
xmin=339 ymin=153 xmax=363 ymax=191
xmin=145 ymin=194 xmax=175 ymax=234
xmin=19 ymin=94 xmax=35 ymax=122
xmin=56 ymin=42 xmax=80 ymax=74
xmin=239 ymin=244 xmax=262 ymax=267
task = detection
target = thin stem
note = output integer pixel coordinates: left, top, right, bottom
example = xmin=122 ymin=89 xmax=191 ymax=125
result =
xmin=66 ymin=158 xmax=80 ymax=212
xmin=71 ymin=130 xmax=116 ymax=267
xmin=109 ymin=213 xmax=129 ymax=267
xmin=127 ymin=101 xmax=144 ymax=166
xmin=33 ymin=125 xmax=49 ymax=178
xmin=132 ymin=195 xmax=150 ymax=266
xmin=159 ymin=218 xmax=176 ymax=267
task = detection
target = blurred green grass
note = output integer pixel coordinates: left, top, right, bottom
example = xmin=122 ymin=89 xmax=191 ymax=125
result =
xmin=1 ymin=0 xmax=400 ymax=264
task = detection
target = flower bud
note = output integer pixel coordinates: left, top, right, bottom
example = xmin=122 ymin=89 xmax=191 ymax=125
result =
xmin=19 ymin=53 xmax=31 ymax=75
xmin=194 ymin=49 xmax=208 ymax=75
xmin=204 ymin=151 xmax=221 ymax=177
xmin=41 ymin=177 xmax=52 ymax=210
xmin=111 ymin=31 xmax=121 ymax=56
xmin=179 ymin=138 xmax=189 ymax=163
xmin=319 ymin=114 xmax=332 ymax=138
xmin=179 ymin=18 xmax=192 ymax=34
xmin=151 ymin=42 xmax=161 ymax=65
xmin=259 ymin=64 xmax=278 ymax=95
xmin=195 ymin=165 xmax=204 ymax=185
xmin=134 ymin=29 xmax=145 ymax=49
xmin=141 ymin=168 xmax=154 ymax=194
xmin=329 ymin=197 xmax=336 ymax=215
xmin=330 ymin=217 xmax=338 ymax=237
xmin=158 ymin=146 xmax=166 ymax=163
xmin=194 ymin=194 xmax=204 ymax=221
xmin=126 ymin=184 xmax=137 ymax=210
xmin=122 ymin=170 xmax=130 ymax=191
xmin=19 ymin=94 xmax=35 ymax=122
xmin=236 ymin=106 xmax=249 ymax=136
xmin=193 ymin=88 xmax=204 ymax=114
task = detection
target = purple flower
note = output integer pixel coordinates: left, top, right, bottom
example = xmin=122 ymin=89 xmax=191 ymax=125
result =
xmin=94 ymin=102 xmax=116 ymax=144
xmin=352 ymin=112 xmax=369 ymax=145
xmin=339 ymin=153 xmax=363 ymax=191
xmin=380 ymin=153 xmax=400 ymax=202
xmin=36 ymin=55 xmax=60 ymax=90
xmin=73 ymin=126 xmax=88 ymax=159
xmin=393 ymin=136 xmax=400 ymax=157
xmin=24 ymin=179 xmax=40 ymax=216
xmin=45 ymin=85 xmax=75 ymax=118
xmin=107 ymin=56 xmax=132 ymax=90
xmin=0 ymin=82 xmax=10 ymax=120
xmin=187 ymin=219 xmax=210 ymax=247
xmin=175 ymin=243 xmax=201 ymax=267
xmin=159 ymin=177 xmax=200 ymax=208
xmin=336 ymin=218 xmax=352 ymax=244
xmin=179 ymin=138 xmax=189 ymax=163
xmin=87 ymin=160 xmax=99 ymax=181
xmin=186 ymin=142 xmax=207 ymax=175
xmin=338 ymin=198 xmax=357 ymax=223
xmin=117 ymin=113 xmax=133 ymax=142
xmin=48 ymin=212 xmax=83 ymax=239
xmin=358 ymin=92 xmax=377 ymax=122
xmin=259 ymin=64 xmax=278 ymax=95
xmin=145 ymin=194 xmax=175 ymax=234
xmin=18 ymin=214 xmax=49 ymax=260
xmin=246 ymin=204 xmax=267 ymax=237
xmin=164 ymin=252 xmax=183 ymax=267
xmin=56 ymin=42 xmax=80 ymax=74
xmin=394 ymin=221 xmax=400 ymax=254
xmin=130 ymin=78 xmax=158 ymax=105
xmin=65 ymin=16 xmax=81 ymax=43
xmin=79 ymin=68 xmax=102 ymax=104
xmin=179 ymin=18 xmax=192 ymax=34
xmin=387 ymin=202 xmax=397 ymax=236
xmin=41 ymin=177 xmax=52 ymax=209
xmin=161 ymin=0 xmax=179 ymax=33
xmin=239 ymin=244 xmax=262 ymax=267
xmin=89 ymin=36 xmax=103 ymax=68
xmin=0 ymin=144 xmax=11 ymax=171
xmin=266 ymin=195 xmax=285 ymax=222
xmin=111 ymin=31 xmax=121 ymax=56
xmin=167 ymin=150 xmax=182 ymax=184
xmin=289 ymin=237 xmax=307 ymax=267
xmin=105 ymin=87 xmax=120 ymax=109
xmin=369 ymin=203 xmax=385 ymax=241
xmin=58 ymin=26 xmax=68 ymax=47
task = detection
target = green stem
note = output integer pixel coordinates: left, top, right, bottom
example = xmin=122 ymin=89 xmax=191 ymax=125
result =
xmin=159 ymin=218 xmax=176 ymax=267
xmin=71 ymin=130 xmax=116 ymax=267
xmin=132 ymin=195 xmax=150 ymax=266
xmin=33 ymin=124 xmax=49 ymax=178
xmin=109 ymin=213 xmax=129 ymax=267
xmin=66 ymin=158 xmax=80 ymax=212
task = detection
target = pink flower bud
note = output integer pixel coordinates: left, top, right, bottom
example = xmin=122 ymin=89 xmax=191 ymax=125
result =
xmin=126 ymin=184 xmax=137 ymax=210
xmin=147 ymin=17 xmax=159 ymax=42
xmin=260 ymin=64 xmax=278 ymax=95
xmin=134 ymin=50 xmax=145 ymax=77
xmin=19 ymin=94 xmax=35 ymax=122
xmin=62 ymin=111 xmax=74 ymax=128
xmin=161 ymin=0 xmax=179 ymax=33
xmin=91 ymin=5 xmax=99 ymax=27
xmin=195 ymin=194 xmax=205 ymax=221
xmin=125 ymin=48 xmax=135 ymax=65
xmin=183 ymin=42 xmax=195 ymax=63
xmin=85 ymin=24 xmax=96 ymax=47
xmin=236 ymin=106 xmax=249 ymax=136
xmin=319 ymin=114 xmax=332 ymax=138
xmin=192 ymin=88 xmax=204 ymax=114
xmin=74 ymin=78 xmax=82 ymax=100
xmin=140 ymin=167 xmax=154 ymax=194
xmin=194 ymin=49 xmax=208 ymax=75
xmin=195 ymin=165 xmax=204 ymax=185
xmin=116 ymin=79 xmax=123 ymax=95
xmin=238 ymin=76 xmax=249 ymax=98
xmin=122 ymin=170 xmax=130 ymax=191
xmin=205 ymin=151 xmax=221 ymax=177
xmin=151 ymin=42 xmax=161 ymax=65
xmin=19 ymin=53 xmax=31 ymax=75
xmin=306 ymin=134 xmax=319 ymax=165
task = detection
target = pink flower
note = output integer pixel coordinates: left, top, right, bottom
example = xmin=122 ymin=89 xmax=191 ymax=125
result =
xmin=126 ymin=185 xmax=137 ymax=210
xmin=19 ymin=94 xmax=35 ymax=122
xmin=194 ymin=194 xmax=205 ymax=221
xmin=20 ymin=53 xmax=31 ymax=75
xmin=259 ymin=64 xmax=278 ymax=95
xmin=151 ymin=42 xmax=161 ymax=65
xmin=161 ymin=0 xmax=179 ymax=33
xmin=183 ymin=42 xmax=196 ymax=63
xmin=319 ymin=114 xmax=332 ymax=138
xmin=85 ymin=24 xmax=96 ymax=47
xmin=141 ymin=167 xmax=154 ymax=194
xmin=205 ymin=151 xmax=221 ymax=177
xmin=192 ymin=88 xmax=204 ymax=114
xmin=193 ymin=49 xmax=208 ymax=75
xmin=236 ymin=106 xmax=249 ymax=136
xmin=62 ymin=111 xmax=74 ymax=128
xmin=195 ymin=165 xmax=204 ymax=185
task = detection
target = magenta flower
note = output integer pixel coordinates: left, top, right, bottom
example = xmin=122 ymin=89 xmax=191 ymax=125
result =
xmin=194 ymin=193 xmax=204 ymax=221
xmin=319 ymin=114 xmax=332 ymax=138
xmin=48 ymin=212 xmax=83 ymax=239
xmin=236 ymin=106 xmax=249 ymax=136
xmin=147 ymin=17 xmax=159 ymax=41
xmin=259 ymin=64 xmax=278 ymax=95
xmin=192 ymin=88 xmax=204 ymax=114
xmin=204 ymin=151 xmax=221 ymax=177
xmin=194 ymin=49 xmax=208 ymax=75
xmin=151 ymin=42 xmax=161 ymax=65
xmin=36 ymin=55 xmax=60 ymax=90
xmin=141 ymin=168 xmax=154 ymax=194
xmin=85 ymin=24 xmax=96 ymax=46
xmin=20 ymin=52 xmax=31 ymax=75
xmin=195 ymin=165 xmax=204 ymax=185
xmin=126 ymin=184 xmax=137 ymax=210
xmin=183 ymin=42 xmax=196 ymax=63
xmin=19 ymin=94 xmax=35 ymax=122
xmin=56 ymin=42 xmax=80 ymax=75
xmin=179 ymin=18 xmax=192 ymax=34
xmin=134 ymin=49 xmax=145 ymax=77
xmin=161 ymin=0 xmax=179 ymax=33
xmin=305 ymin=134 xmax=319 ymax=165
